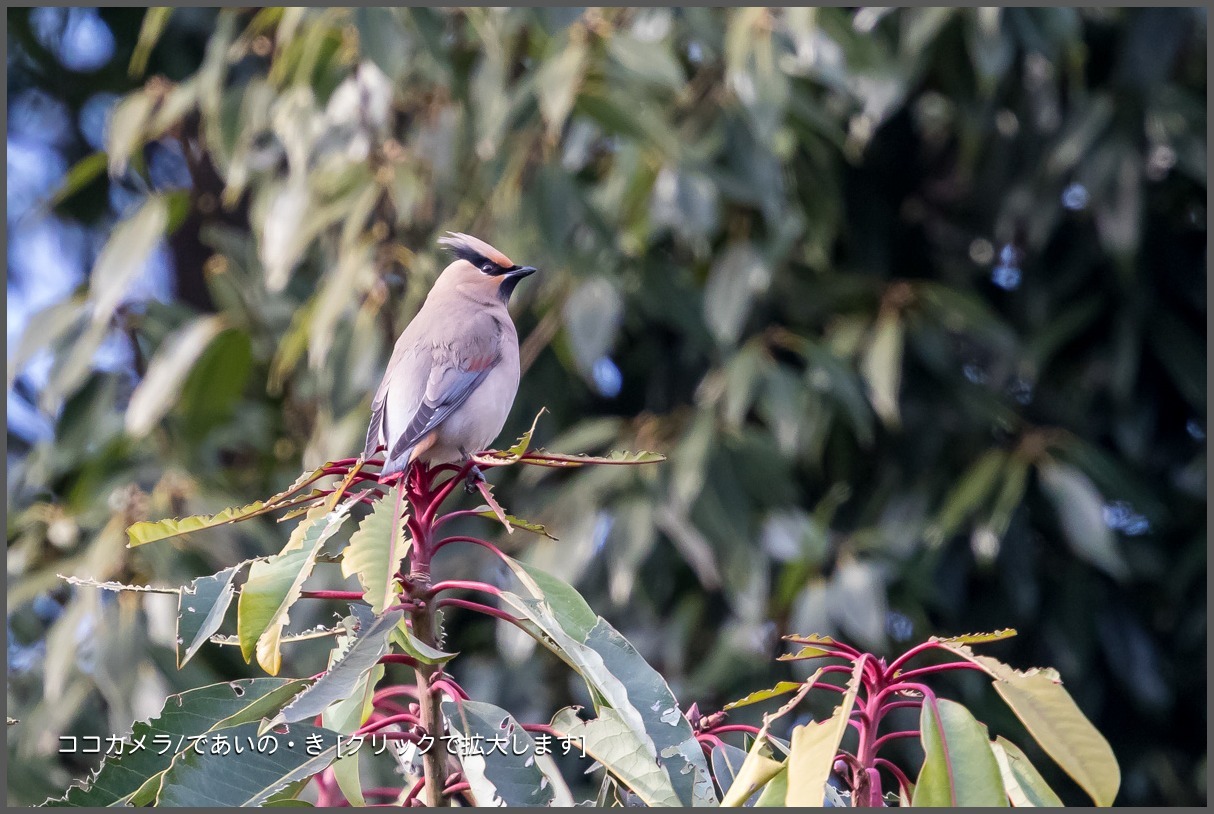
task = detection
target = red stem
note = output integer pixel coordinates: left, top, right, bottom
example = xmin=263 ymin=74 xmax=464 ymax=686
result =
xmin=521 ymin=723 xmax=559 ymax=737
xmin=873 ymin=730 xmax=920 ymax=751
xmin=893 ymin=661 xmax=987 ymax=682
xmin=358 ymin=712 xmax=425 ymax=734
xmin=885 ymin=640 xmax=944 ymax=677
xmin=380 ymin=654 xmax=421 ymax=668
xmin=401 ymin=778 xmax=425 ymax=807
xmin=373 ymin=685 xmax=419 ymax=703
xmin=706 ymin=724 xmax=761 ymax=736
xmin=427 ymin=579 xmax=501 ymax=597
xmin=432 ymin=535 xmax=510 ymax=561
xmin=436 ymin=597 xmax=518 ymax=627
xmin=444 ymin=783 xmax=471 ymax=796
xmin=432 ymin=509 xmax=489 ymax=531
xmin=301 ymin=590 xmax=366 ymax=600
xmin=430 ymin=677 xmax=470 ymax=701
xmin=875 ymin=758 xmax=914 ymax=799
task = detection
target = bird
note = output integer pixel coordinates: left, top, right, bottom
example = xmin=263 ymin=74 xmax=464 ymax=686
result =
xmin=363 ymin=232 xmax=537 ymax=482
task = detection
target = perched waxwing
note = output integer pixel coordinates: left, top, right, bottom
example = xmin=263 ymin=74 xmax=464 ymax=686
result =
xmin=363 ymin=233 xmax=537 ymax=480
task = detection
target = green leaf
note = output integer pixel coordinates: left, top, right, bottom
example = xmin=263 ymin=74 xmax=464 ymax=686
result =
xmin=339 ymin=492 xmax=409 ymax=614
xmin=177 ymin=563 xmax=246 ymax=668
xmin=931 ymin=641 xmax=1120 ymax=806
xmin=512 ymin=449 xmax=667 ymax=467
xmin=48 ymin=152 xmax=108 ymax=207
xmin=392 ymin=620 xmax=458 ymax=665
xmin=720 ymin=733 xmax=786 ymax=807
xmin=475 ymin=509 xmax=558 ymax=539
xmin=264 ymin=605 xmax=404 ymax=731
xmin=550 ymin=706 xmax=681 ymax=807
xmin=992 ymin=737 xmax=1064 ymax=807
xmin=535 ymin=36 xmax=589 ymax=140
xmin=503 ymin=555 xmax=598 ymax=641
xmin=44 ymin=678 xmax=306 ymax=806
xmin=704 ymin=242 xmax=772 ymax=346
xmin=125 ymin=315 xmax=228 ymax=439
xmin=106 ymin=90 xmax=155 ymax=177
xmin=785 ymin=658 xmax=865 ymax=806
xmin=443 ymin=699 xmax=574 ymax=806
xmin=754 ymin=767 xmax=789 ymax=807
xmin=91 ymin=195 xmax=169 ymax=325
xmin=1037 ymin=460 xmax=1129 ymax=581
xmin=776 ymin=645 xmax=835 ymax=662
xmin=860 ymin=308 xmax=905 ymax=428
xmin=155 ymin=721 xmax=342 ymax=806
xmin=129 ymin=8 xmax=173 ymax=77
xmin=928 ymin=448 xmax=1008 ymax=546
xmin=722 ymin=681 xmax=804 ymax=711
xmin=502 ymin=561 xmax=715 ymax=805
xmin=931 ymin=629 xmax=1018 ymax=648
xmin=238 ymin=505 xmax=355 ymax=674
xmin=912 ymin=698 xmax=1009 ymax=807
xmin=710 ymin=743 xmax=756 ymax=801
xmin=128 ymin=500 xmax=278 ymax=547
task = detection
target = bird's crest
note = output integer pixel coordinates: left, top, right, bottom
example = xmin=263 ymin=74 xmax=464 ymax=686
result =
xmin=438 ymin=232 xmax=514 ymax=270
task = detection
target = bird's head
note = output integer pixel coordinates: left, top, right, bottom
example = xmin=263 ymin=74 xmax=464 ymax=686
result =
xmin=436 ymin=232 xmax=537 ymax=303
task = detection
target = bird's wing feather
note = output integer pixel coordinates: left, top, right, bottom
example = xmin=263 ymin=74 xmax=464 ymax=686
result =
xmin=386 ymin=352 xmax=499 ymax=463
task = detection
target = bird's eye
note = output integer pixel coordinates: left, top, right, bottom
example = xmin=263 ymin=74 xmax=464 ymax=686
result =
xmin=481 ymin=263 xmax=496 ymax=275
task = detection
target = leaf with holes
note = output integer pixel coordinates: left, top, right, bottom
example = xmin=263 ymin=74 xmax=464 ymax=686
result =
xmin=43 ymin=678 xmax=306 ymax=807
xmin=264 ymin=605 xmax=403 ymax=732
xmin=155 ymin=721 xmax=342 ymax=806
xmin=443 ymin=699 xmax=573 ymax=806
xmin=178 ymin=562 xmax=247 ymax=668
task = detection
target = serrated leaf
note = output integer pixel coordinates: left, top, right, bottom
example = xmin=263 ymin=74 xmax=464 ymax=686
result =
xmin=932 ymin=641 xmax=1120 ymax=806
xmin=992 ymin=736 xmax=1064 ymax=807
xmin=44 ymin=678 xmax=306 ymax=807
xmin=476 ymin=480 xmax=514 ymax=534
xmin=264 ymin=606 xmax=404 ymax=731
xmin=391 ymin=619 xmax=457 ymax=665
xmin=475 ymin=509 xmax=558 ymax=539
xmin=178 ymin=563 xmax=247 ymax=668
xmin=155 ymin=721 xmax=342 ymax=806
xmin=776 ymin=645 xmax=835 ymax=662
xmin=339 ymin=491 xmax=409 ymax=614
xmin=127 ymin=496 xmax=309 ymax=548
xmin=723 ymin=681 xmax=804 ymax=711
xmin=444 ymin=699 xmax=574 ymax=806
xmin=239 ymin=505 xmax=354 ymax=674
xmin=785 ymin=659 xmax=866 ymax=806
xmin=518 ymin=449 xmax=667 ymax=467
xmin=912 ymin=698 xmax=1009 ymax=807
xmin=931 ymin=629 xmax=1018 ymax=646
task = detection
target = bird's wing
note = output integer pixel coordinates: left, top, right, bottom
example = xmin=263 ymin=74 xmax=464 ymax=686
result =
xmin=385 ymin=351 xmax=500 ymax=465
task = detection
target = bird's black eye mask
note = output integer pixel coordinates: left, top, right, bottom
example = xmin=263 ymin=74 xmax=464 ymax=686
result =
xmin=445 ymin=244 xmax=516 ymax=276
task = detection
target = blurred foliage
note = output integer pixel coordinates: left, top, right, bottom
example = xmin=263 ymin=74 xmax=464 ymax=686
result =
xmin=6 ymin=7 xmax=1206 ymax=806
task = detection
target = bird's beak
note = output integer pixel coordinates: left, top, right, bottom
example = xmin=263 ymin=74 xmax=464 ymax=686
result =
xmin=506 ymin=266 xmax=538 ymax=279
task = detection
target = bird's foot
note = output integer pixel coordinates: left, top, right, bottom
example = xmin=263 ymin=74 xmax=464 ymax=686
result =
xmin=463 ymin=465 xmax=486 ymax=494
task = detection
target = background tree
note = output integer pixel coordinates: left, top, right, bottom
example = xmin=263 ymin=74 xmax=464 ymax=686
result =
xmin=6 ymin=7 xmax=1206 ymax=806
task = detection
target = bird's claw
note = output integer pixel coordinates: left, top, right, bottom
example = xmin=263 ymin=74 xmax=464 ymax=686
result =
xmin=463 ymin=465 xmax=486 ymax=494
